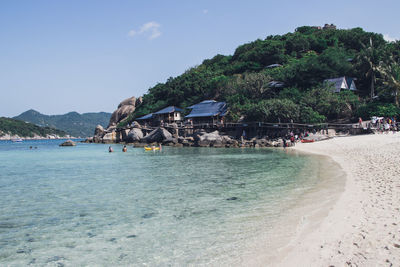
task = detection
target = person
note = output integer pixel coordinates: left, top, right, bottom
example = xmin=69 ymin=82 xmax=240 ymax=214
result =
xmin=159 ymin=143 xmax=162 ymax=151
xmin=358 ymin=117 xmax=363 ymax=127
xmin=290 ymin=135 xmax=295 ymax=146
xmin=283 ymin=138 xmax=287 ymax=149
xmin=108 ymin=146 xmax=113 ymax=153
xmin=29 ymin=146 xmax=32 ymax=149
xmin=122 ymin=145 xmax=127 ymax=152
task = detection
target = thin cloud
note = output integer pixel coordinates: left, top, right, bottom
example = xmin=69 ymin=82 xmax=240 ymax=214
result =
xmin=128 ymin=21 xmax=161 ymax=40
xmin=383 ymin=34 xmax=398 ymax=43
xmin=203 ymin=9 xmax=208 ymax=14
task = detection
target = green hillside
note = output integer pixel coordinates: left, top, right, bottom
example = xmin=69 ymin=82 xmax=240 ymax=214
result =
xmin=123 ymin=26 xmax=400 ymax=126
xmin=14 ymin=110 xmax=111 ymax=137
xmin=0 ymin=117 xmax=67 ymax=138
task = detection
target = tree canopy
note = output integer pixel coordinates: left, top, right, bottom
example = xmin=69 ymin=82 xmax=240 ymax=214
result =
xmin=121 ymin=25 xmax=400 ymax=126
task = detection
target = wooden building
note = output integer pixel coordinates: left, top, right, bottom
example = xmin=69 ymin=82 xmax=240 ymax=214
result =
xmin=324 ymin=77 xmax=357 ymax=93
xmin=185 ymin=100 xmax=228 ymax=125
xmin=153 ymin=106 xmax=182 ymax=124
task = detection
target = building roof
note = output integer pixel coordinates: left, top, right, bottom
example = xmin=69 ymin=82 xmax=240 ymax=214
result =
xmin=153 ymin=106 xmax=182 ymax=115
xmin=266 ymin=63 xmax=283 ymax=68
xmin=324 ymin=76 xmax=357 ymax=93
xmin=268 ymin=81 xmax=285 ymax=88
xmin=185 ymin=100 xmax=228 ymax=118
xmin=136 ymin=113 xmax=153 ymax=120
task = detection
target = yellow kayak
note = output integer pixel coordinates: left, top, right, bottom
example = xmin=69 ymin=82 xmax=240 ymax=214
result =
xmin=144 ymin=146 xmax=160 ymax=151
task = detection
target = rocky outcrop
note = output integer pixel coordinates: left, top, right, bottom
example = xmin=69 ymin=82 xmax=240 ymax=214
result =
xmin=102 ymin=132 xmax=117 ymax=143
xmin=142 ymin=127 xmax=172 ymax=143
xmin=59 ymin=140 xmax=76 ymax=146
xmin=94 ymin=125 xmax=104 ymax=136
xmin=194 ymin=130 xmax=224 ymax=147
xmin=125 ymin=128 xmax=144 ymax=142
xmin=108 ymin=96 xmax=137 ymax=128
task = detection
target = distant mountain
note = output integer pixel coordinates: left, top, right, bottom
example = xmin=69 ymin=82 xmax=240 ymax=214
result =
xmin=14 ymin=110 xmax=111 ymax=137
xmin=0 ymin=117 xmax=67 ymax=138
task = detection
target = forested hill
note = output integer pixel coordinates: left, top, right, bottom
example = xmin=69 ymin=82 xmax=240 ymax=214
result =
xmin=0 ymin=117 xmax=67 ymax=138
xmin=124 ymin=25 xmax=400 ymax=126
xmin=14 ymin=110 xmax=111 ymax=137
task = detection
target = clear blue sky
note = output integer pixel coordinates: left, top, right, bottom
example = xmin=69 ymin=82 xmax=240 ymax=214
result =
xmin=1 ymin=0 xmax=399 ymax=117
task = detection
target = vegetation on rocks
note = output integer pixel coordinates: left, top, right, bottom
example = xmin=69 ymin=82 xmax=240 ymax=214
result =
xmin=121 ymin=26 xmax=400 ymax=126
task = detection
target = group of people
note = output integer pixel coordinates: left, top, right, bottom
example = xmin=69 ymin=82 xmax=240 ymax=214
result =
xmin=108 ymin=145 xmax=128 ymax=153
xmin=108 ymin=144 xmax=162 ymax=152
xmin=370 ymin=117 xmax=398 ymax=133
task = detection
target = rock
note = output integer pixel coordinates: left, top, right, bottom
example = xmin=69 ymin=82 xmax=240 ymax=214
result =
xmin=59 ymin=140 xmax=76 ymax=146
xmin=162 ymin=137 xmax=178 ymax=145
xmin=135 ymin=97 xmax=143 ymax=107
xmin=142 ymin=127 xmax=172 ymax=143
xmin=94 ymin=125 xmax=104 ymax=137
xmin=194 ymin=130 xmax=223 ymax=146
xmin=132 ymin=121 xmax=141 ymax=128
xmin=108 ymin=96 xmax=137 ymax=128
xmin=102 ymin=132 xmax=116 ymax=143
xmin=118 ymin=96 xmax=136 ymax=108
xmin=125 ymin=128 xmax=144 ymax=142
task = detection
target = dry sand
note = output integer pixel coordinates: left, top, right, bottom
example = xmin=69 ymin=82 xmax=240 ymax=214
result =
xmin=279 ymin=133 xmax=400 ymax=266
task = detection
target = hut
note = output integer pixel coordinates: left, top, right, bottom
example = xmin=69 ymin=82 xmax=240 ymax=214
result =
xmin=324 ymin=76 xmax=357 ymax=93
xmin=153 ymin=106 xmax=182 ymax=124
xmin=185 ymin=100 xmax=228 ymax=125
xmin=136 ymin=113 xmax=154 ymax=126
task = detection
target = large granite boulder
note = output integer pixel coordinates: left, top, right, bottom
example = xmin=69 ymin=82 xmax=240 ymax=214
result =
xmin=102 ymin=132 xmax=116 ymax=143
xmin=59 ymin=140 xmax=76 ymax=146
xmin=94 ymin=125 xmax=104 ymax=137
xmin=194 ymin=130 xmax=223 ymax=147
xmin=108 ymin=96 xmax=137 ymax=128
xmin=142 ymin=127 xmax=172 ymax=143
xmin=118 ymin=96 xmax=136 ymax=108
xmin=125 ymin=128 xmax=144 ymax=142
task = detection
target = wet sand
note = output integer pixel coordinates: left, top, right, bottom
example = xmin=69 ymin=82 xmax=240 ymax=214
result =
xmin=280 ymin=133 xmax=400 ymax=266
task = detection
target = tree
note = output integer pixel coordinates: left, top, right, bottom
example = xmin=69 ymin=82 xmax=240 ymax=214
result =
xmin=378 ymin=61 xmax=400 ymax=107
xmin=355 ymin=38 xmax=384 ymax=99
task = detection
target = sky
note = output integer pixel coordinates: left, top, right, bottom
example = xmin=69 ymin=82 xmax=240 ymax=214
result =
xmin=0 ymin=0 xmax=399 ymax=117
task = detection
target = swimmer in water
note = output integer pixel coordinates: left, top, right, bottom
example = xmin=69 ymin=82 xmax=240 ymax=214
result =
xmin=122 ymin=145 xmax=127 ymax=152
xmin=108 ymin=146 xmax=113 ymax=153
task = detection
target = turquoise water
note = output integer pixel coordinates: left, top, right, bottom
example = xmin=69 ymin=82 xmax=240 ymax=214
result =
xmin=0 ymin=140 xmax=327 ymax=266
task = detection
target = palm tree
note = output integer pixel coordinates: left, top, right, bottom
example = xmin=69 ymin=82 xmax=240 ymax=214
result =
xmin=378 ymin=61 xmax=400 ymax=107
xmin=356 ymin=38 xmax=383 ymax=99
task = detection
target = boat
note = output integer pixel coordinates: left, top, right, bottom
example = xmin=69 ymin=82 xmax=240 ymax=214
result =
xmin=11 ymin=138 xmax=23 ymax=142
xmin=144 ymin=146 xmax=160 ymax=151
xmin=301 ymin=139 xmax=315 ymax=143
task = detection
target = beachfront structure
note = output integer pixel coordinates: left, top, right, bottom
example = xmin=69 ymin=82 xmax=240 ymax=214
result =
xmin=324 ymin=77 xmax=357 ymax=93
xmin=185 ymin=100 xmax=228 ymax=124
xmin=153 ymin=106 xmax=182 ymax=124
xmin=136 ymin=113 xmax=154 ymax=125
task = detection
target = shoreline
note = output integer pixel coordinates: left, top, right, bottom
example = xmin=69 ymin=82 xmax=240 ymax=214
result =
xmin=278 ymin=133 xmax=400 ymax=266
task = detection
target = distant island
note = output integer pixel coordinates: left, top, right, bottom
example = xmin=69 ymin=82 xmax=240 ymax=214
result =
xmin=0 ymin=117 xmax=67 ymax=140
xmin=14 ymin=109 xmax=111 ymax=137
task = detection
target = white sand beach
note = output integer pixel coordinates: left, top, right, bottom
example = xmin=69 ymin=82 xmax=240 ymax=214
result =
xmin=279 ymin=133 xmax=400 ymax=266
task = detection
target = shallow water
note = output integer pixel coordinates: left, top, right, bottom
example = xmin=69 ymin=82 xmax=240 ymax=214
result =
xmin=0 ymin=140 xmax=332 ymax=266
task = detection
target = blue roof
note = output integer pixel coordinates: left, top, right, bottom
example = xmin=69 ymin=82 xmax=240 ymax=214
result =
xmin=185 ymin=100 xmax=228 ymax=118
xmin=153 ymin=106 xmax=182 ymax=115
xmin=266 ymin=63 xmax=282 ymax=68
xmin=136 ymin=113 xmax=153 ymax=120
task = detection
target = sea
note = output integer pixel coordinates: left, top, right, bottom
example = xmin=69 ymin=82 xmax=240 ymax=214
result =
xmin=0 ymin=140 xmax=343 ymax=266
